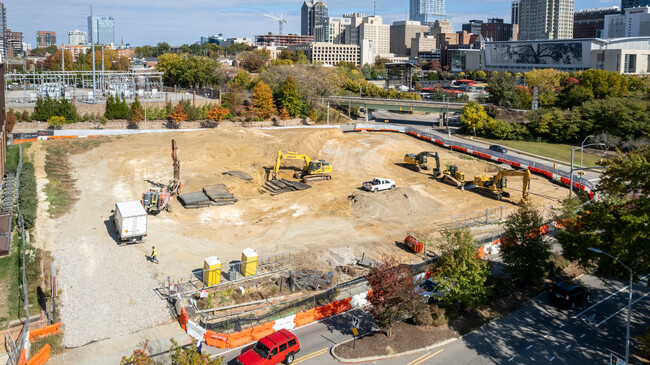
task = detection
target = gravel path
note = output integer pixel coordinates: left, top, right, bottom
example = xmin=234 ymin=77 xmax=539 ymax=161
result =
xmin=54 ymin=237 xmax=170 ymax=348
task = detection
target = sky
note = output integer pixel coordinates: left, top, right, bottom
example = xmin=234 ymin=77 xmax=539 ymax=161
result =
xmin=5 ymin=0 xmax=619 ymax=47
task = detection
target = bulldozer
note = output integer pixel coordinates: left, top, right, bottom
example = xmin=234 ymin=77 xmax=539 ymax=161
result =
xmin=470 ymin=168 xmax=531 ymax=205
xmin=270 ymin=150 xmax=332 ymax=183
xmin=142 ymin=139 xmax=183 ymax=214
xmin=440 ymin=164 xmax=466 ymax=188
xmin=403 ymin=151 xmax=442 ymax=177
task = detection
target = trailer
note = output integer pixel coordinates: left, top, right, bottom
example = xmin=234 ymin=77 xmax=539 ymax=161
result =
xmin=112 ymin=201 xmax=148 ymax=244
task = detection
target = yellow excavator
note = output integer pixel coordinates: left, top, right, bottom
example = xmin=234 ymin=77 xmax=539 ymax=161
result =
xmin=471 ymin=168 xmax=531 ymax=205
xmin=403 ymin=151 xmax=442 ymax=177
xmin=270 ymin=150 xmax=333 ymax=183
xmin=440 ymin=164 xmax=467 ymax=188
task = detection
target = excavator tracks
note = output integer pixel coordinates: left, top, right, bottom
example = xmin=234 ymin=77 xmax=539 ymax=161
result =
xmin=301 ymin=174 xmax=332 ymax=183
xmin=440 ymin=174 xmax=463 ymax=188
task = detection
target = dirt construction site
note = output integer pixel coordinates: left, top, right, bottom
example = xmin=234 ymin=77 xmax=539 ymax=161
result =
xmin=30 ymin=127 xmax=567 ymax=348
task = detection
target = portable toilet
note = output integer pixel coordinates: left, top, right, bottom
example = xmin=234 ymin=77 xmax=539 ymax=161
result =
xmin=203 ymin=256 xmax=221 ymax=286
xmin=241 ymin=248 xmax=258 ymax=277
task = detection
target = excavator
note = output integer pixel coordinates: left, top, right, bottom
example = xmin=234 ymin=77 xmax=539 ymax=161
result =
xmin=270 ymin=150 xmax=333 ymax=183
xmin=470 ymin=168 xmax=531 ymax=205
xmin=440 ymin=164 xmax=467 ymax=188
xmin=142 ymin=139 xmax=183 ymax=214
xmin=403 ymin=151 xmax=442 ymax=177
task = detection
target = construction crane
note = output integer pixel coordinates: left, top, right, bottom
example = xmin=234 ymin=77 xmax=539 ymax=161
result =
xmin=470 ymin=168 xmax=531 ymax=205
xmin=264 ymin=14 xmax=288 ymax=35
xmin=270 ymin=150 xmax=332 ymax=182
xmin=142 ymin=140 xmax=183 ymax=214
xmin=403 ymin=151 xmax=442 ymax=177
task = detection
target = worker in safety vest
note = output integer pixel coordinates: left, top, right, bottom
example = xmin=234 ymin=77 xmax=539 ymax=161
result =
xmin=151 ymin=246 xmax=159 ymax=264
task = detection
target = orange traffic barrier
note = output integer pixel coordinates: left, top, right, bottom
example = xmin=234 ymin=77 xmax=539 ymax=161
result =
xmin=476 ymin=245 xmax=487 ymax=258
xmin=178 ymin=307 xmax=189 ymax=331
xmin=17 ymin=349 xmax=27 ymax=365
xmin=331 ymin=298 xmax=352 ymax=315
xmin=251 ymin=321 xmax=275 ymax=340
xmin=227 ymin=329 xmax=253 ymax=348
xmin=314 ymin=304 xmax=334 ymax=320
xmin=205 ymin=330 xmax=229 ymax=348
xmin=29 ymin=322 xmax=61 ymax=342
xmin=294 ymin=308 xmax=316 ymax=327
xmin=26 ymin=344 xmax=50 ymax=365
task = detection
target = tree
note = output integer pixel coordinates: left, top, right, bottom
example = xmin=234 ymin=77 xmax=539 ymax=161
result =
xmin=487 ymin=72 xmax=519 ymax=107
xmin=129 ymin=96 xmax=144 ymax=124
xmin=6 ymin=112 xmax=17 ymax=133
xmin=295 ymin=51 xmax=310 ymax=65
xmin=47 ymin=50 xmax=74 ymax=71
xmin=500 ymin=205 xmax=551 ymax=283
xmin=253 ymin=81 xmax=276 ymax=120
xmin=240 ymin=49 xmax=270 ymax=72
xmin=229 ymin=70 xmax=251 ymax=89
xmin=275 ymin=76 xmax=304 ymax=117
xmin=113 ymin=56 xmax=131 ymax=71
xmin=524 ymin=69 xmax=566 ymax=95
xmin=121 ymin=339 xmax=222 ymax=365
xmin=279 ymin=107 xmax=290 ymax=120
xmin=207 ymin=106 xmax=230 ymax=121
xmin=169 ymin=103 xmax=188 ymax=122
xmin=222 ymin=87 xmax=246 ymax=117
xmin=460 ymin=101 xmax=493 ymax=134
xmin=105 ymin=95 xmax=130 ymax=120
xmin=366 ymin=257 xmax=417 ymax=337
xmin=558 ymin=147 xmax=650 ymax=275
xmin=430 ymin=229 xmax=491 ymax=309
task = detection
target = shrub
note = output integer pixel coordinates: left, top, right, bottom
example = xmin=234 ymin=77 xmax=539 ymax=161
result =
xmin=47 ymin=116 xmax=66 ymax=128
xmin=412 ymin=303 xmax=434 ymax=326
xmin=430 ymin=304 xmax=448 ymax=327
xmin=105 ymin=95 xmax=129 ymax=120
xmin=547 ymin=252 xmax=570 ymax=274
xmin=18 ymin=162 xmax=38 ymax=229
xmin=6 ymin=111 xmax=17 ymax=132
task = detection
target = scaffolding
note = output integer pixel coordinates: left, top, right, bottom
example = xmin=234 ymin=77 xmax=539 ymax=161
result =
xmin=4 ymin=70 xmax=164 ymax=106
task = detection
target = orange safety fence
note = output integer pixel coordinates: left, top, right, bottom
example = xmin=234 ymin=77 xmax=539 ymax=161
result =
xmin=26 ymin=344 xmax=50 ymax=365
xmin=204 ymin=330 xmax=229 ymax=348
xmin=294 ymin=308 xmax=316 ymax=327
xmin=178 ymin=307 xmax=189 ymax=331
xmin=29 ymin=322 xmax=61 ymax=342
xmin=227 ymin=328 xmax=253 ymax=348
xmin=251 ymin=321 xmax=276 ymax=341
xmin=13 ymin=138 xmax=38 ymax=145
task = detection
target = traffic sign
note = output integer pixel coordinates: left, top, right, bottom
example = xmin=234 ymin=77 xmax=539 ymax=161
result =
xmin=610 ymin=353 xmax=626 ymax=365
xmin=352 ymin=327 xmax=359 ymax=336
xmin=351 ymin=315 xmax=360 ymax=328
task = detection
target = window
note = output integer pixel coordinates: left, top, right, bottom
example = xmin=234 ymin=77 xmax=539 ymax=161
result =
xmin=279 ymin=343 xmax=287 ymax=352
xmin=270 ymin=348 xmax=278 ymax=358
xmin=647 ymin=55 xmax=650 ymax=73
xmin=624 ymin=54 xmax=636 ymax=73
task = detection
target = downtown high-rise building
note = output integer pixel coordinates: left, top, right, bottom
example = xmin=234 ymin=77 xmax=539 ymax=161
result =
xmin=511 ymin=0 xmax=520 ymax=24
xmin=36 ymin=31 xmax=56 ymax=48
xmin=0 ymin=2 xmax=7 ymax=59
xmin=518 ymin=0 xmax=574 ymax=40
xmin=301 ymin=0 xmax=328 ymax=36
xmin=621 ymin=0 xmax=650 ymax=10
xmin=87 ymin=15 xmax=114 ymax=44
xmin=409 ymin=0 xmax=451 ymax=25
xmin=68 ymin=29 xmax=87 ymax=45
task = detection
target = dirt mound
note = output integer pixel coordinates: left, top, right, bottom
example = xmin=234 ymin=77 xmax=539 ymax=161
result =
xmin=349 ymin=187 xmax=441 ymax=220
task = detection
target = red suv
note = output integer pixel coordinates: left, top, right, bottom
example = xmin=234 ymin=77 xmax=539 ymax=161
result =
xmin=236 ymin=329 xmax=300 ymax=365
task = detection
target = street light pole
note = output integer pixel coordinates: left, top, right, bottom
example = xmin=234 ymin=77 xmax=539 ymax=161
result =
xmin=588 ymin=247 xmax=632 ymax=365
xmin=580 ymin=135 xmax=594 ymax=169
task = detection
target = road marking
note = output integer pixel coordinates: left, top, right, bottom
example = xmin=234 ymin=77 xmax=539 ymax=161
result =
xmin=549 ymin=356 xmax=556 ymax=361
xmin=595 ymin=291 xmax=650 ymax=327
xmin=293 ymin=348 xmax=328 ymax=364
xmin=580 ymin=333 xmax=586 ymax=338
xmin=565 ymin=344 xmax=572 ymax=349
xmin=573 ymin=274 xmax=650 ymax=319
xmin=411 ymin=349 xmax=444 ymax=365
xmin=508 ymin=356 xmax=516 ymax=361
xmin=527 ymin=345 xmax=533 ymax=350
xmin=407 ymin=352 xmax=432 ymax=365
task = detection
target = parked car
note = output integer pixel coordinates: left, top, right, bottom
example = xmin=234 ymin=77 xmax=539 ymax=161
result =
xmin=362 ymin=178 xmax=396 ymax=192
xmin=489 ymin=145 xmax=508 ymax=154
xmin=236 ymin=329 xmax=300 ymax=365
xmin=414 ymin=278 xmax=445 ymax=303
xmin=549 ymin=281 xmax=591 ymax=309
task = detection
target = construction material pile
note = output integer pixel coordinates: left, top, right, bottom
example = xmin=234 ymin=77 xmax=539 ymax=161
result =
xmin=261 ymin=179 xmax=311 ymax=195
xmin=179 ymin=184 xmax=238 ymax=209
xmin=223 ymin=171 xmax=253 ymax=181
xmin=289 ymin=270 xmax=333 ymax=291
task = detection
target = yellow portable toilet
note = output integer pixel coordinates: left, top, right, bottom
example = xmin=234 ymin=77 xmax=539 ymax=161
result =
xmin=241 ymin=248 xmax=258 ymax=277
xmin=203 ymin=256 xmax=221 ymax=286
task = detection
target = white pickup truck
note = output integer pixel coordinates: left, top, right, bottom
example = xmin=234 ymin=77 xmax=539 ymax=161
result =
xmin=362 ymin=178 xmax=396 ymax=192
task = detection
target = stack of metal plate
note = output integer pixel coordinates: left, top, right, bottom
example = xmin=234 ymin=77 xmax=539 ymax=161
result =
xmin=203 ymin=184 xmax=238 ymax=206
xmin=178 ymin=191 xmax=211 ymax=209
xmin=261 ymin=179 xmax=311 ymax=196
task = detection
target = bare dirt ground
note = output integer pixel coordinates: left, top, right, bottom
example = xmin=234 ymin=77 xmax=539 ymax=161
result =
xmin=31 ymin=127 xmax=567 ymax=348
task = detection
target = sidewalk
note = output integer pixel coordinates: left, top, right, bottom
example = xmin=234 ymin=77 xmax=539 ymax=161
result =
xmin=50 ymin=322 xmax=190 ymax=365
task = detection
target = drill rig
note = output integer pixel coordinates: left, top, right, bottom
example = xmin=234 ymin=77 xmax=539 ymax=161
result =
xmin=142 ymin=139 xmax=183 ymax=214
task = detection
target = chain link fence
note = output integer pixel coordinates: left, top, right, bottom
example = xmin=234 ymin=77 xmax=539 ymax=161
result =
xmin=6 ymin=144 xmax=31 ymax=365
xmin=450 ymin=205 xmax=508 ymax=229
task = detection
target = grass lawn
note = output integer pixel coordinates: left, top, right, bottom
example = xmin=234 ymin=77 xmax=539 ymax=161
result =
xmin=474 ymin=138 xmax=606 ymax=167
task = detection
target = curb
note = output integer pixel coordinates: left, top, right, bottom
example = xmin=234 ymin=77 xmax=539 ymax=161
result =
xmin=329 ymin=335 xmax=458 ymax=363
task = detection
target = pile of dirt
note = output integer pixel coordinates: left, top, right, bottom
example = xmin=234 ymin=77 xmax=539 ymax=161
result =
xmin=349 ymin=187 xmax=441 ymax=220
xmin=333 ymin=321 xmax=457 ymax=359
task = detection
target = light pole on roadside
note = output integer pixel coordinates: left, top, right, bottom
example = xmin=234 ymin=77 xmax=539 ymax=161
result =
xmin=569 ymin=143 xmax=605 ymax=198
xmin=580 ymin=135 xmax=594 ymax=169
xmin=588 ymin=247 xmax=633 ymax=365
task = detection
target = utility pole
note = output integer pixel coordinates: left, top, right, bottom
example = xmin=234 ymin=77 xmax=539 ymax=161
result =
xmin=90 ymin=5 xmax=96 ymax=104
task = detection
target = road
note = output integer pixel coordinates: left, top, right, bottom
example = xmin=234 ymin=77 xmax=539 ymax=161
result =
xmin=208 ymin=274 xmax=649 ymax=364
xmin=371 ymin=110 xmax=603 ymax=186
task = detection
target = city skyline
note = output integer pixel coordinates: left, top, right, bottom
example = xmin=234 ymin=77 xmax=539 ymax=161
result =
xmin=5 ymin=0 xmax=622 ymax=47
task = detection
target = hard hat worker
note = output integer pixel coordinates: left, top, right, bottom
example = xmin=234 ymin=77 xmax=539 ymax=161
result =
xmin=151 ymin=246 xmax=159 ymax=264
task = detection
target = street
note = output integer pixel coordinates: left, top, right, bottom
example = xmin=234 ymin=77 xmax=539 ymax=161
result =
xmin=209 ymin=274 xmax=649 ymax=364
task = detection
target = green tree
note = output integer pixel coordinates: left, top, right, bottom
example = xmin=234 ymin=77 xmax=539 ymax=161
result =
xmin=576 ymin=69 xmax=628 ymax=100
xmin=558 ymin=147 xmax=650 ymax=275
xmin=229 ymin=70 xmax=252 ymax=89
xmin=366 ymin=257 xmax=418 ymax=337
xmin=460 ymin=101 xmax=493 ymax=135
xmin=57 ymin=98 xmax=79 ymax=123
xmin=47 ymin=116 xmax=67 ymax=129
xmin=500 ymin=205 xmax=551 ymax=283
xmin=253 ymin=81 xmax=276 ymax=120
xmin=431 ymin=229 xmax=491 ymax=309
xmin=240 ymin=49 xmax=270 ymax=72
xmin=295 ymin=51 xmax=310 ymax=65
xmin=275 ymin=76 xmax=304 ymax=117
xmin=487 ymin=72 xmax=519 ymax=107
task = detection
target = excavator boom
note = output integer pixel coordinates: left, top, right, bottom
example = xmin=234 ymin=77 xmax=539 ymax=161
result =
xmin=472 ymin=168 xmax=530 ymax=204
xmin=271 ymin=150 xmax=332 ymax=182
